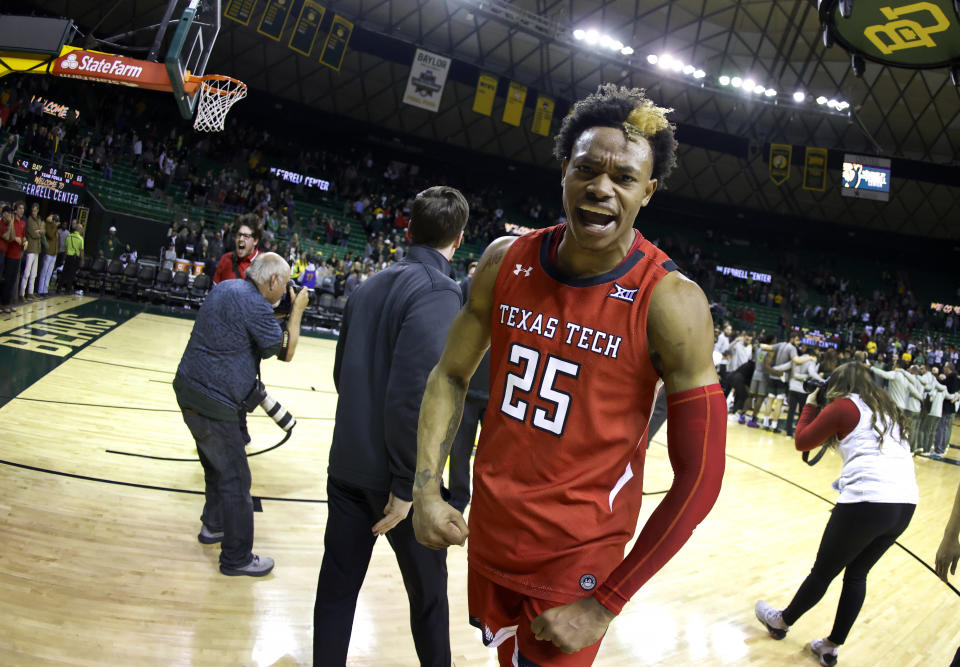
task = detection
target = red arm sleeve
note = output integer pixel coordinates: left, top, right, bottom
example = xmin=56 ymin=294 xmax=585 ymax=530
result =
xmin=793 ymin=398 xmax=859 ymax=452
xmin=593 ymin=384 xmax=726 ymax=614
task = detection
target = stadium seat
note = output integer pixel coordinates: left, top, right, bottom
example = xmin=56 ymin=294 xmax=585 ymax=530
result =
xmin=166 ymin=270 xmax=190 ymax=306
xmin=116 ymin=262 xmax=141 ymax=299
xmin=146 ymin=268 xmax=173 ymax=303
xmin=78 ymin=257 xmax=107 ymax=293
xmin=101 ymin=259 xmax=125 ymax=295
xmin=188 ymin=273 xmax=212 ymax=307
xmin=134 ymin=264 xmax=157 ymax=301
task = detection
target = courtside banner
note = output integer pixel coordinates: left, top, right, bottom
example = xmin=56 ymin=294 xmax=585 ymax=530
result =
xmin=224 ymin=0 xmax=257 ymax=26
xmin=472 ymin=72 xmax=498 ymax=116
xmin=502 ymin=81 xmax=527 ymax=127
xmin=531 ymin=94 xmax=554 ymax=136
xmin=402 ymin=48 xmax=451 ymax=111
xmin=769 ymin=143 xmax=792 ymax=185
xmin=803 ymin=146 xmax=828 ymax=192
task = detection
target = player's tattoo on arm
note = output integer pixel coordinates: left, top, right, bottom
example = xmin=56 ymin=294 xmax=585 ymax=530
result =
xmin=477 ymin=246 xmax=508 ymax=273
xmin=414 ymin=469 xmax=441 ymax=490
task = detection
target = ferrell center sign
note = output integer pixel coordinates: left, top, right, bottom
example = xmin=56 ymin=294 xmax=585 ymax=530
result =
xmin=819 ymin=0 xmax=960 ymax=69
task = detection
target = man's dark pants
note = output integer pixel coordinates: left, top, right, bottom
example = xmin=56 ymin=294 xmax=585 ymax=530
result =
xmin=314 ymin=476 xmax=450 ymax=667
xmin=181 ymin=410 xmax=255 ymax=568
xmin=60 ymin=254 xmax=80 ymax=292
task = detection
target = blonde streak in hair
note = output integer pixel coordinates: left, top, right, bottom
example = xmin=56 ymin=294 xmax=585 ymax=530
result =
xmin=623 ymin=101 xmax=673 ymax=140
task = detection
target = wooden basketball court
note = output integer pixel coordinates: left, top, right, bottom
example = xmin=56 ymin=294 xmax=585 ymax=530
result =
xmin=1 ymin=296 xmax=958 ymax=666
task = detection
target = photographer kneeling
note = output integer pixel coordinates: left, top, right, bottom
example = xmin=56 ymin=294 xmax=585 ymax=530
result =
xmin=174 ymin=252 xmax=308 ymax=577
xmin=755 ymin=361 xmax=917 ymax=666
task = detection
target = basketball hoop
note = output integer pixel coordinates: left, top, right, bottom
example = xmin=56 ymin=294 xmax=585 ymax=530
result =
xmin=192 ymin=74 xmax=247 ymax=132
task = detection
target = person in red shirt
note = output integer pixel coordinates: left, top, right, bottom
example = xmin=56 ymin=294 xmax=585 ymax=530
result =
xmin=412 ymin=85 xmax=726 ymax=666
xmin=213 ymin=214 xmax=263 ymax=284
xmin=1 ymin=202 xmax=27 ymax=313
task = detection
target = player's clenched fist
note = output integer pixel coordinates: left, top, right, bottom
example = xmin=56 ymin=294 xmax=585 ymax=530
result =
xmin=412 ymin=493 xmax=469 ymax=549
xmin=530 ymin=597 xmax=616 ymax=654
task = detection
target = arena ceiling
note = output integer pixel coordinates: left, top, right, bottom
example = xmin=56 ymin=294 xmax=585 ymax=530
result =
xmin=12 ymin=0 xmax=960 ymax=240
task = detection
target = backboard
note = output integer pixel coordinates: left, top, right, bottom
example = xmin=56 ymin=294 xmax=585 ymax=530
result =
xmin=165 ymin=0 xmax=222 ymax=120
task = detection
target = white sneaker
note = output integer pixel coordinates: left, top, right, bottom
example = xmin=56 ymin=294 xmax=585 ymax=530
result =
xmin=755 ymin=600 xmax=789 ymax=639
xmin=810 ymin=638 xmax=838 ymax=666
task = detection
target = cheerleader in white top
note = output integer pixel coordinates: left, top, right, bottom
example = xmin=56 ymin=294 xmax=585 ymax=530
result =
xmin=754 ymin=361 xmax=917 ymax=666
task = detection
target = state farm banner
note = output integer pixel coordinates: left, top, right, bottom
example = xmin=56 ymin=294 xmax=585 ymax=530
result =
xmin=50 ymin=48 xmax=172 ymax=93
xmin=402 ymin=48 xmax=450 ymax=112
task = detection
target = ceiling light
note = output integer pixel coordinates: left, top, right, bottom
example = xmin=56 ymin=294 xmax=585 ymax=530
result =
xmin=838 ymin=101 xmax=850 ymax=110
xmin=573 ymin=29 xmax=585 ymax=40
xmin=611 ymin=40 xmax=623 ymax=51
xmin=670 ymin=60 xmax=683 ymax=72
xmin=827 ymin=98 xmax=838 ymax=108
xmin=793 ymin=91 xmax=806 ymax=103
xmin=599 ymin=35 xmax=613 ymax=49
xmin=620 ymin=46 xmax=634 ymax=56
xmin=682 ymin=65 xmax=694 ymax=75
xmin=585 ymin=30 xmax=599 ymax=44
xmin=816 ymin=96 xmax=827 ymax=104
xmin=694 ymin=69 xmax=705 ymax=78
xmin=731 ymin=76 xmax=742 ymax=87
xmin=718 ymin=75 xmax=730 ymax=85
xmin=753 ymin=84 xmax=765 ymax=94
xmin=764 ymin=88 xmax=777 ymax=97
xmin=743 ymin=78 xmax=755 ymax=91
xmin=646 ymin=54 xmax=658 ymax=64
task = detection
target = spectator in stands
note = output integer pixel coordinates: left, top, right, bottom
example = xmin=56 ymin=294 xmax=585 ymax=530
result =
xmin=20 ymin=202 xmax=43 ymax=301
xmin=36 ymin=213 xmax=60 ymax=298
xmin=213 ymin=214 xmax=263 ymax=284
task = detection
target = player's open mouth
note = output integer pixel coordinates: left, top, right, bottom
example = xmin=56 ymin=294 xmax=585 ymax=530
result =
xmin=577 ymin=206 xmax=617 ymax=233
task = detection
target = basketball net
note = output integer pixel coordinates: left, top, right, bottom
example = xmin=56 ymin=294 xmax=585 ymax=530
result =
xmin=193 ymin=75 xmax=248 ymax=132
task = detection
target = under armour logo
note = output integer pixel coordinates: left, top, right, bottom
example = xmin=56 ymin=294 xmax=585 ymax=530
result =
xmin=608 ymin=282 xmax=638 ymax=303
xmin=513 ymin=264 xmax=532 ymax=277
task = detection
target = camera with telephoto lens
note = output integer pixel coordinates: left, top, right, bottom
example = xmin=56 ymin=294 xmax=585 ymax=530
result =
xmin=803 ymin=377 xmax=829 ymax=408
xmin=241 ymin=380 xmax=296 ymax=432
xmin=273 ymin=280 xmax=298 ymax=318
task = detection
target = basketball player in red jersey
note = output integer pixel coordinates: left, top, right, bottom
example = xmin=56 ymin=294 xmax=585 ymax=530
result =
xmin=413 ymin=84 xmax=726 ymax=665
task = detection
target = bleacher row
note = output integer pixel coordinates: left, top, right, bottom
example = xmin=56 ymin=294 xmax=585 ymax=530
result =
xmin=71 ymin=257 xmax=348 ymax=329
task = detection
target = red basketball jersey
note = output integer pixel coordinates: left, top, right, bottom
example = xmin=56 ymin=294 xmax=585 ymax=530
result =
xmin=468 ymin=224 xmax=677 ymax=604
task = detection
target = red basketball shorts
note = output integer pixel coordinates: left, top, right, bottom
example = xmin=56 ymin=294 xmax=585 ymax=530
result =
xmin=468 ymin=567 xmax=604 ymax=667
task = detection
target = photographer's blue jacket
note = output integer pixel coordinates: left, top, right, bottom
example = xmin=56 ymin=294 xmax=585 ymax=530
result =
xmin=174 ymin=278 xmax=282 ymax=420
xmin=329 ymin=245 xmax=462 ymax=500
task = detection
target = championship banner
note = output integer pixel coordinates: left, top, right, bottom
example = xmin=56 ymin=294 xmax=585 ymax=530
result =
xmin=224 ymin=0 xmax=257 ymax=26
xmin=402 ymin=48 xmax=451 ymax=112
xmin=318 ymin=14 xmax=353 ymax=71
xmin=502 ymin=81 xmax=527 ymax=127
xmin=531 ymin=94 xmax=554 ymax=136
xmin=769 ymin=143 xmax=791 ymax=185
xmin=472 ymin=72 xmax=498 ymax=116
xmin=257 ymin=0 xmax=293 ymax=41
xmin=288 ymin=0 xmax=325 ymax=56
xmin=802 ymin=147 xmax=828 ymax=192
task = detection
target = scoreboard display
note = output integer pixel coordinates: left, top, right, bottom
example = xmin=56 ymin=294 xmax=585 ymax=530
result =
xmin=15 ymin=160 xmax=85 ymax=205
